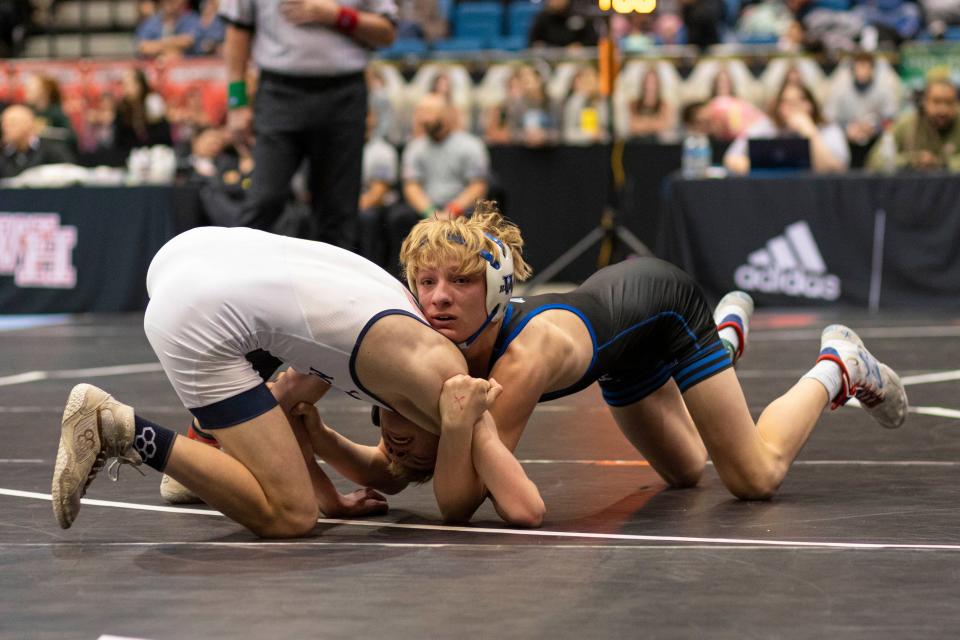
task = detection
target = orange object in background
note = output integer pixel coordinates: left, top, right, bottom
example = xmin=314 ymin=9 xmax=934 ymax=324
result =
xmin=598 ymin=36 xmax=619 ymax=98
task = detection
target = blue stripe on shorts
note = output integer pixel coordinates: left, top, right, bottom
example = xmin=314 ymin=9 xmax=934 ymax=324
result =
xmin=190 ymin=383 xmax=278 ymax=429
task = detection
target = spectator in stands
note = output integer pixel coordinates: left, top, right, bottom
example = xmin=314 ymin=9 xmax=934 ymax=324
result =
xmin=113 ymin=68 xmax=173 ymax=159
xmin=778 ymin=19 xmax=809 ymax=52
xmin=853 ymin=0 xmax=921 ymax=47
xmin=922 ymin=0 xmax=960 ymax=38
xmin=483 ymin=65 xmax=558 ymax=147
xmin=618 ymin=12 xmax=657 ymax=53
xmin=680 ymin=0 xmax=725 ymax=49
xmin=824 ymin=52 xmax=898 ymax=155
xmin=388 ymin=92 xmax=489 ymax=274
xmin=195 ymin=0 xmax=226 ymax=55
xmin=357 ymin=110 xmax=400 ymax=268
xmin=704 ymin=67 xmax=766 ymax=141
xmin=724 ymin=81 xmax=849 ymax=174
xmin=0 ymin=0 xmax=30 ymax=58
xmin=0 ymin=105 xmax=75 ymax=179
xmin=562 ymin=65 xmax=609 ymax=145
xmin=866 ymin=72 xmax=960 ymax=171
xmin=736 ymin=0 xmax=794 ymax=43
xmin=136 ymin=0 xmax=202 ymax=59
xmin=627 ymin=68 xmax=675 ymax=141
xmin=528 ymin=0 xmax=599 ymax=49
xmin=184 ymin=125 xmax=227 ymax=179
xmin=395 ymin=0 xmax=447 ymax=41
xmin=169 ymin=85 xmax=214 ymax=150
xmin=366 ymin=66 xmax=398 ymax=143
xmin=23 ymin=73 xmax=78 ymax=152
xmin=82 ymin=93 xmax=119 ymax=161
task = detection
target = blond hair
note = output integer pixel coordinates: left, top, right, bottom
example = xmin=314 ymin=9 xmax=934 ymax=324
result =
xmin=399 ymin=200 xmax=533 ymax=291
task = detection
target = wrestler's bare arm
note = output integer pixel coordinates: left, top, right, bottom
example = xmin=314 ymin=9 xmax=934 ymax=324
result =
xmin=294 ymin=405 xmax=409 ymax=495
xmin=434 ymin=375 xmax=544 ymax=526
xmin=470 ymin=411 xmax=545 ymax=527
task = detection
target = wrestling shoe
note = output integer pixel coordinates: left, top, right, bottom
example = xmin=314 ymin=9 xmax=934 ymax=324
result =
xmin=817 ymin=324 xmax=908 ymax=429
xmin=159 ymin=421 xmax=216 ymax=505
xmin=52 ymin=383 xmax=142 ymax=529
xmin=714 ymin=291 xmax=754 ymax=363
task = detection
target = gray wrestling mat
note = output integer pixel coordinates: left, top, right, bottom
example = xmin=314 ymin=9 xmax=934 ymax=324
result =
xmin=2 ymin=310 xmax=960 ymax=639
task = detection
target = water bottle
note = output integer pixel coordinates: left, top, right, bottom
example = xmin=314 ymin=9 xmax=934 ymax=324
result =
xmin=877 ymin=125 xmax=897 ymax=175
xmin=682 ymin=133 xmax=711 ymax=179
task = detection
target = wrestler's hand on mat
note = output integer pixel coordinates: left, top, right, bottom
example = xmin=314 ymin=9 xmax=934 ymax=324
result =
xmin=325 ymin=487 xmax=389 ymax=518
xmin=280 ymin=0 xmax=339 ymax=25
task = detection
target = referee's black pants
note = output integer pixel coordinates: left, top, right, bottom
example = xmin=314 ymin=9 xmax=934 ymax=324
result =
xmin=242 ymin=70 xmax=366 ymax=249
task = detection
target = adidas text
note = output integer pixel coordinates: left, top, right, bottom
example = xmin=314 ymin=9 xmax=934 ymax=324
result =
xmin=735 ymin=265 xmax=840 ymax=300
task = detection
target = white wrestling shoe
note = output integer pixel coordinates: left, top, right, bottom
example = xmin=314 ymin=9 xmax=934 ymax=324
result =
xmin=52 ymin=384 xmax=142 ymax=529
xmin=160 ymin=474 xmax=203 ymax=505
xmin=714 ymin=291 xmax=754 ymax=363
xmin=817 ymin=324 xmax=908 ymax=429
xmin=159 ymin=421 xmax=215 ymax=505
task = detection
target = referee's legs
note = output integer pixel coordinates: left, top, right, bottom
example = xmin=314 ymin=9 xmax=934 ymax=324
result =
xmin=306 ymin=90 xmax=366 ymax=249
xmin=240 ymin=128 xmax=304 ymax=232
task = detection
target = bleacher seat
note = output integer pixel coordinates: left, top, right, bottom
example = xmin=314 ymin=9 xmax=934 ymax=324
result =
xmin=432 ymin=37 xmax=488 ymax=53
xmin=507 ymin=2 xmax=540 ymax=38
xmin=378 ymin=38 xmax=429 ymax=58
xmin=737 ymin=33 xmax=779 ymax=45
xmin=437 ymin=0 xmax=456 ymax=21
xmin=946 ymin=26 xmax=960 ymax=41
xmin=813 ymin=0 xmax=850 ymax=9
xmin=489 ymin=35 xmax=528 ymax=51
xmin=454 ymin=3 xmax=504 ymax=40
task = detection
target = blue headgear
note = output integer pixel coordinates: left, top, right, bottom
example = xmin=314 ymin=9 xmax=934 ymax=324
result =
xmin=456 ymin=232 xmax=514 ymax=349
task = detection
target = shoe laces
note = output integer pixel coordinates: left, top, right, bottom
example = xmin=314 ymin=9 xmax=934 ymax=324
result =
xmin=106 ymin=453 xmax=145 ymax=482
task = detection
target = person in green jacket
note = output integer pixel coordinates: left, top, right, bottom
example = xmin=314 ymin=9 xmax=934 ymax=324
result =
xmin=867 ymin=71 xmax=960 ymax=172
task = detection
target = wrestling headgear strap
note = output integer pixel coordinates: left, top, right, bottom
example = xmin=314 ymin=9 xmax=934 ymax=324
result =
xmin=457 ymin=232 xmax=515 ymax=349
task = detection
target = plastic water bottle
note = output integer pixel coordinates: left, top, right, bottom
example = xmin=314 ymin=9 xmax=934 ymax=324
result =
xmin=682 ymin=133 xmax=711 ymax=179
xmin=877 ymin=126 xmax=897 ymax=175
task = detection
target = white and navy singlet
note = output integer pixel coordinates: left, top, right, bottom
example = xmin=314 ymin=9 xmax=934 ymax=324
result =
xmin=143 ymin=227 xmax=425 ymax=427
xmin=491 ymin=257 xmax=732 ymax=407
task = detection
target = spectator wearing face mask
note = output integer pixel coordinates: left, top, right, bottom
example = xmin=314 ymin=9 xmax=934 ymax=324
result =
xmin=386 ymin=92 xmax=489 ymax=275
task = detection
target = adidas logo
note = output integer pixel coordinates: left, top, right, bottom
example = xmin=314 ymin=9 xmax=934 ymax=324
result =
xmin=734 ymin=221 xmax=841 ymax=301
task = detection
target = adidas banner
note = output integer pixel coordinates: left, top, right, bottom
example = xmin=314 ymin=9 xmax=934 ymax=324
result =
xmin=659 ymin=173 xmax=960 ymax=309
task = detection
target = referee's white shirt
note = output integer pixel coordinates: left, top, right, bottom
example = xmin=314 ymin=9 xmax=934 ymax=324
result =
xmin=219 ymin=0 xmax=398 ymax=77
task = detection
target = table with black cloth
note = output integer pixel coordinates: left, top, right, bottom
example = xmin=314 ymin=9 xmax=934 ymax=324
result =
xmin=0 ymin=185 xmax=204 ymax=313
xmin=658 ymin=171 xmax=960 ymax=309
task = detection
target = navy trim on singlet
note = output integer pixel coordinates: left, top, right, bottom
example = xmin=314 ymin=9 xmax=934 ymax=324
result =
xmin=349 ymin=309 xmax=432 ymax=412
xmin=190 ymin=383 xmax=278 ymax=429
xmin=673 ymin=340 xmax=732 ymax=392
xmin=492 ymin=303 xmax=600 ymax=402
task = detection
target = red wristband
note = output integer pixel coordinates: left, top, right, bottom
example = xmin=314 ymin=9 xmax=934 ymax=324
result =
xmin=447 ymin=202 xmax=464 ymax=218
xmin=335 ymin=6 xmax=359 ymax=34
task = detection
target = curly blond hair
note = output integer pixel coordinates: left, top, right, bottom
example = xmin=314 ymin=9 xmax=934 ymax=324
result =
xmin=399 ymin=200 xmax=533 ymax=291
